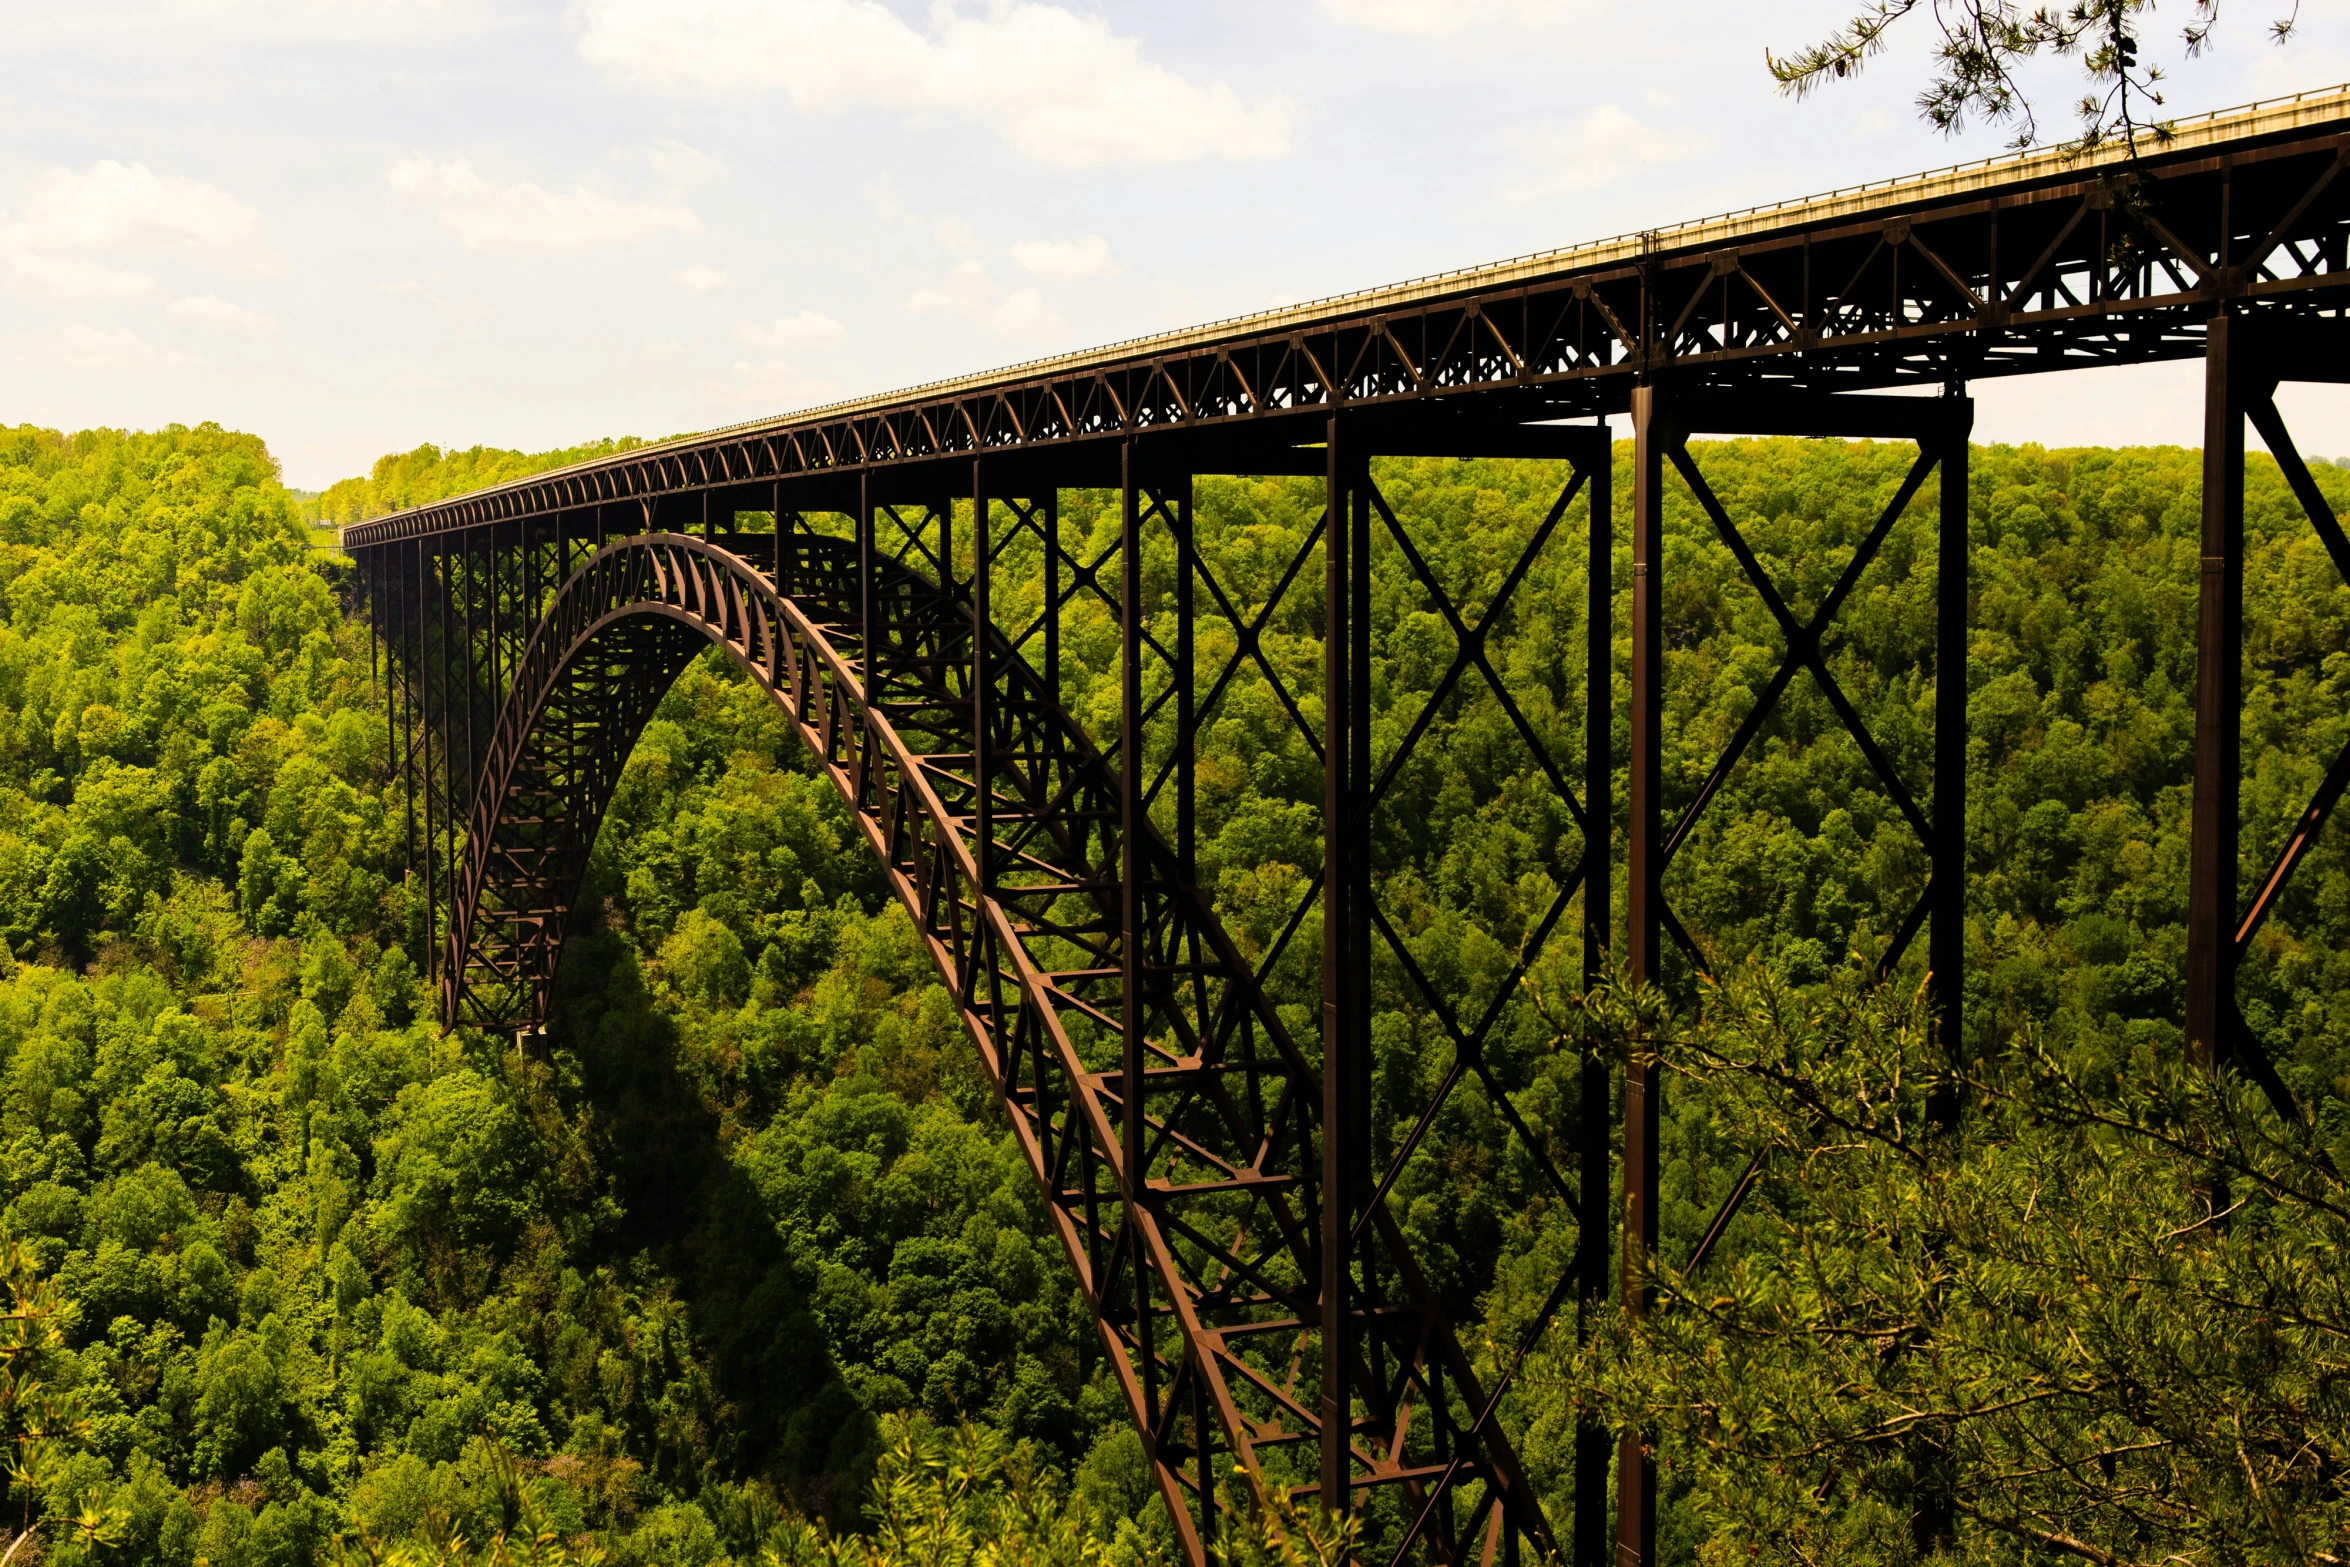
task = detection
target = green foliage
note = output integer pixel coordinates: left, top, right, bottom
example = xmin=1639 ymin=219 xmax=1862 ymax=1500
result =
xmin=1528 ymin=961 xmax=2350 ymax=1562
xmin=0 ymin=423 xmax=1116 ymax=1565
xmin=759 ymin=1414 xmax=1113 ymax=1567
xmin=0 ymin=1237 xmax=129 ymax=1560
xmin=313 ymin=443 xmax=655 ymax=526
xmin=759 ymin=1414 xmax=1352 ymax=1567
xmin=1767 ymin=0 xmax=2303 ymax=150
xmin=6 ymin=418 xmax=2350 ymax=1565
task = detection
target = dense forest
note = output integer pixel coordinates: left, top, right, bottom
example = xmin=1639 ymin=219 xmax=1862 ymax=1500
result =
xmin=311 ymin=442 xmax=657 ymax=528
xmin=0 ymin=420 xmax=2342 ymax=1564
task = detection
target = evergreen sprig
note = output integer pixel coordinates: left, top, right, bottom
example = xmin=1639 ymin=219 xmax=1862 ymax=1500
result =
xmin=1536 ymin=966 xmax=2350 ymax=1562
xmin=1768 ymin=0 xmax=2301 ymax=151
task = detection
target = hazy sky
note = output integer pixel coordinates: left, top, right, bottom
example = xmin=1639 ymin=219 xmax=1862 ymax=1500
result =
xmin=6 ymin=0 xmax=2349 ymax=489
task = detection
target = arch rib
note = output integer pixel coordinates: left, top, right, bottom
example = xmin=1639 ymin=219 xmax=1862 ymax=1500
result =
xmin=444 ymin=529 xmax=1553 ymax=1566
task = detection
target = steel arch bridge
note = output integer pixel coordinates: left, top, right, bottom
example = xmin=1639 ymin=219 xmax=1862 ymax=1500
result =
xmin=345 ymin=87 xmax=2350 ymax=1567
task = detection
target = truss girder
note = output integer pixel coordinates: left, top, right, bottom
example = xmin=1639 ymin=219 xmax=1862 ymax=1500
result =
xmin=346 ymin=114 xmax=2350 ymax=550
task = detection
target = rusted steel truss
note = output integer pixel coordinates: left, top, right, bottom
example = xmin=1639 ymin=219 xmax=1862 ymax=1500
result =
xmin=361 ymin=426 xmax=1610 ymax=1561
xmin=348 ymin=107 xmax=2350 ymax=551
xmin=347 ymin=97 xmax=2350 ymax=1567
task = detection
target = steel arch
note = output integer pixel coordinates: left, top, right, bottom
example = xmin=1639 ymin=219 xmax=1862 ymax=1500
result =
xmin=444 ymin=528 xmax=1554 ymax=1565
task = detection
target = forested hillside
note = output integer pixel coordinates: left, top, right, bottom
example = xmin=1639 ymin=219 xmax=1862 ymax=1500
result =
xmin=311 ymin=441 xmax=657 ymax=528
xmin=0 ymin=419 xmax=2343 ymax=1564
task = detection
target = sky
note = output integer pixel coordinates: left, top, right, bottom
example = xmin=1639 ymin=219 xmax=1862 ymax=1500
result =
xmin=5 ymin=0 xmax=2350 ymax=490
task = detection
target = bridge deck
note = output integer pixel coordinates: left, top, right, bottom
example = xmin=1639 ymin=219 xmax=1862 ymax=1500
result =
xmin=344 ymin=84 xmax=2350 ymax=547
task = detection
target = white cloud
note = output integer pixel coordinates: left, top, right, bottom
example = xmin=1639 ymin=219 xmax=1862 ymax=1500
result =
xmin=18 ymin=0 xmax=497 ymax=42
xmin=711 ymin=359 xmax=844 ymax=409
xmin=1501 ymin=106 xmax=1718 ymax=200
xmin=388 ymin=373 xmax=452 ymax=389
xmin=671 ymin=264 xmax=731 ymax=294
xmin=734 ymin=309 xmax=847 ymax=351
xmin=1321 ymin=0 xmax=1576 ymax=34
xmin=906 ymin=258 xmax=1068 ymax=343
xmin=987 ymin=287 xmax=1063 ymax=341
xmin=574 ymin=0 xmax=1292 ymax=169
xmin=387 ymin=158 xmax=702 ymax=258
xmin=1 ymin=252 xmax=157 ymax=300
xmin=1 ymin=161 xmax=282 ymax=298
xmin=903 ymin=265 xmax=982 ymax=317
xmin=645 ymin=139 xmax=724 ymax=184
xmin=380 ymin=278 xmax=454 ymax=307
xmin=1008 ymin=233 xmax=1119 ymax=282
xmin=169 ymin=293 xmax=277 ymax=331
xmin=14 ymin=324 xmax=206 ymax=371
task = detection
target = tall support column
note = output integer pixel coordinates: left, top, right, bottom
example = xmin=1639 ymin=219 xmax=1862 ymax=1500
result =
xmin=858 ymin=472 xmax=877 ymax=667
xmin=1877 ymin=401 xmax=1976 ymax=1559
xmin=435 ymin=538 xmax=458 ymax=998
xmin=939 ymin=487 xmax=955 ymax=599
xmin=1618 ymin=385 xmax=1667 ymax=1567
xmin=1118 ymin=439 xmax=1156 ymax=1424
xmin=1932 ymin=400 xmax=1973 ymax=1080
xmin=366 ymin=554 xmax=380 ymax=701
xmin=1037 ymin=491 xmax=1065 ymax=859
xmin=1575 ymin=431 xmax=1615 ymax=1566
xmin=973 ymin=462 xmax=993 ymax=898
xmin=487 ymin=523 xmax=501 ymax=711
xmin=1585 ymin=437 xmax=1615 ymax=987
xmin=1319 ymin=417 xmax=1371 ymax=1517
xmin=1044 ymin=487 xmax=1063 ymax=712
xmin=1175 ymin=480 xmax=1196 ymax=883
xmin=462 ymin=532 xmax=478 ymax=831
xmin=390 ymin=552 xmax=408 ymax=881
xmin=2188 ymin=313 xmax=2247 ymax=1071
xmin=414 ymin=540 xmax=435 ymax=982
xmin=399 ymin=541 xmax=421 ymax=961
xmin=516 ymin=520 xmax=531 ymax=680
xmin=450 ymin=531 xmax=474 ymax=1011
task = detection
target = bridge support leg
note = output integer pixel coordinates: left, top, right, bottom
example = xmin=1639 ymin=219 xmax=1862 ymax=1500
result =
xmin=1618 ymin=385 xmax=1667 ymax=1567
xmin=416 ymin=539 xmax=438 ymax=990
xmin=1320 ymin=418 xmax=1372 ymax=1519
xmin=1118 ymin=439 xmax=1167 ymax=1522
xmin=1575 ymin=426 xmax=1614 ymax=1567
xmin=434 ymin=534 xmax=458 ymax=1016
xmin=1114 ymin=443 xmax=1222 ymax=1556
xmin=1932 ymin=401 xmax=1972 ymax=1074
xmin=2188 ymin=312 xmax=2247 ymax=1074
xmin=400 ymin=539 xmax=426 ymax=974
xmin=1902 ymin=392 xmax=1975 ymax=1560
xmin=974 ymin=463 xmax=995 ymax=901
xmin=857 ymin=473 xmax=876 ymax=665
